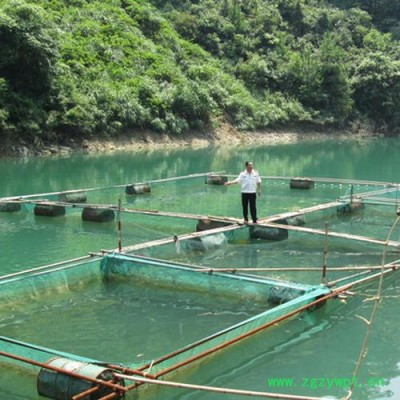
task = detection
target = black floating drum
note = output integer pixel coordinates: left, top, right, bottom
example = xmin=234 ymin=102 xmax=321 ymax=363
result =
xmin=290 ymin=178 xmax=315 ymax=189
xmin=34 ymin=204 xmax=66 ymax=217
xmin=37 ymin=357 xmax=125 ymax=400
xmin=0 ymin=201 xmax=21 ymax=212
xmin=249 ymin=219 xmax=288 ymax=241
xmin=82 ymin=207 xmax=115 ymax=222
xmin=125 ymin=183 xmax=151 ymax=195
xmin=205 ymin=175 xmax=228 ymax=185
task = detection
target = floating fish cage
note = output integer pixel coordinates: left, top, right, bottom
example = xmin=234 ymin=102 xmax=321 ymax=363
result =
xmin=1 ymin=173 xmax=400 ymax=399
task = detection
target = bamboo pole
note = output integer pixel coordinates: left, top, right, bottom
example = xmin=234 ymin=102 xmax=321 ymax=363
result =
xmin=113 ymin=373 xmax=325 ymax=400
xmin=331 ymin=266 xmax=395 ymax=289
xmin=327 ymin=270 xmax=372 ymax=287
xmin=0 ymin=254 xmax=94 ymax=281
xmin=260 ymin=201 xmax=343 ymax=221
xmin=195 ymin=264 xmax=400 ymax=273
xmin=150 ymin=171 xmax=226 ymax=184
xmin=119 ymin=201 xmax=344 ymax=253
xmin=257 ymin=176 xmax=397 ymax=187
xmin=362 ymin=197 xmax=399 ymax=207
xmin=322 ymin=223 xmax=329 ymax=283
xmin=0 ymin=171 xmax=226 ymax=202
xmin=259 ymin=221 xmax=400 ymax=248
xmin=353 ymin=185 xmax=399 ymax=199
xmin=346 ymin=216 xmax=400 ymax=399
xmin=103 ymin=363 xmax=156 ymax=379
xmin=2 ymin=175 xmax=397 ymax=209
xmin=119 ymin=217 xmax=400 ymax=253
xmin=10 ymin=197 xmax=241 ymax=225
xmin=117 ymin=198 xmax=122 ymax=252
xmin=72 ymin=386 xmax=100 ymax=400
xmin=119 ymin=225 xmax=241 ymax=253
xmin=361 ymin=198 xmax=400 ymax=206
xmin=97 ymin=393 xmax=122 ymax=400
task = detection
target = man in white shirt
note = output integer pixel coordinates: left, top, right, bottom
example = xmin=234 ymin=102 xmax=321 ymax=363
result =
xmin=225 ymin=161 xmax=261 ymax=224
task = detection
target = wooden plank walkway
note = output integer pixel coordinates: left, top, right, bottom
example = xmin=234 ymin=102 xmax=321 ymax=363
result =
xmin=118 ymin=199 xmax=400 ymax=253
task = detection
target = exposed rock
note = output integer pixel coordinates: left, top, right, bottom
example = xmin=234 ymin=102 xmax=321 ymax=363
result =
xmin=0 ymin=124 xmax=388 ymax=158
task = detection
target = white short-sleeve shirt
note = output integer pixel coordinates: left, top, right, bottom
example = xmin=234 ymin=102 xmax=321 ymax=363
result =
xmin=235 ymin=170 xmax=261 ymax=193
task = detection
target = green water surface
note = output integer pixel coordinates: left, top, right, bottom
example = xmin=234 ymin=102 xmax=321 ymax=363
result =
xmin=1 ymin=136 xmax=400 ymax=400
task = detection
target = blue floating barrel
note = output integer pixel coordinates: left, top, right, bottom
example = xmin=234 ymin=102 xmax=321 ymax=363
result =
xmin=249 ymin=219 xmax=288 ymax=241
xmin=125 ymin=183 xmax=151 ymax=195
xmin=290 ymin=178 xmax=315 ymax=189
xmin=0 ymin=201 xmax=21 ymax=212
xmin=37 ymin=357 xmax=125 ymax=400
xmin=34 ymin=204 xmax=66 ymax=217
xmin=205 ymin=175 xmax=228 ymax=185
xmin=82 ymin=207 xmax=115 ymax=222
xmin=58 ymin=192 xmax=87 ymax=203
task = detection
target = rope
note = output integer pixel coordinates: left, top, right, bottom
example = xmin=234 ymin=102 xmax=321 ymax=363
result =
xmin=345 ymin=215 xmax=400 ymax=399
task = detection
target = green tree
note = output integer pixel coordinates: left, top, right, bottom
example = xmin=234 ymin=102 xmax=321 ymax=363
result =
xmin=0 ymin=1 xmax=58 ymax=139
xmin=317 ymin=34 xmax=353 ymax=123
xmin=351 ymin=52 xmax=400 ymax=130
xmin=0 ymin=1 xmax=57 ymax=96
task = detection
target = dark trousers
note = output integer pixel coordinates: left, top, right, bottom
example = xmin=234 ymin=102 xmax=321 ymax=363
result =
xmin=241 ymin=192 xmax=257 ymax=223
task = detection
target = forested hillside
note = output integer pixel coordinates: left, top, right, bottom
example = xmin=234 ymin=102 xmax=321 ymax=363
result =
xmin=0 ymin=0 xmax=399 ymax=147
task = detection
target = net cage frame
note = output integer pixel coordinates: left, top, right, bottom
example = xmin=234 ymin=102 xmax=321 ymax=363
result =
xmin=1 ymin=173 xmax=400 ymax=399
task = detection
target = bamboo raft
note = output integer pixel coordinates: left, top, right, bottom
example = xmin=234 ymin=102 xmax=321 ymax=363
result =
xmin=0 ymin=173 xmax=399 ymax=400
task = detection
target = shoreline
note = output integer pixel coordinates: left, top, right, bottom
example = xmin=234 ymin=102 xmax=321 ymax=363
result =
xmin=0 ymin=124 xmax=387 ymax=158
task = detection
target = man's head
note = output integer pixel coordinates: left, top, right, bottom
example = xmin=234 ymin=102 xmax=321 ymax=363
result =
xmin=245 ymin=161 xmax=253 ymax=171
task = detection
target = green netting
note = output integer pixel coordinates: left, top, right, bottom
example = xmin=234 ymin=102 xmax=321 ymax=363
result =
xmin=0 ymin=257 xmax=101 ymax=306
xmin=0 ymin=257 xmax=114 ymax=374
xmin=0 ymin=251 xmax=326 ymax=378
xmin=99 ymin=253 xmax=330 ymax=377
xmin=100 ymin=253 xmax=314 ymax=304
xmin=137 ymin=288 xmax=331 ymax=377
